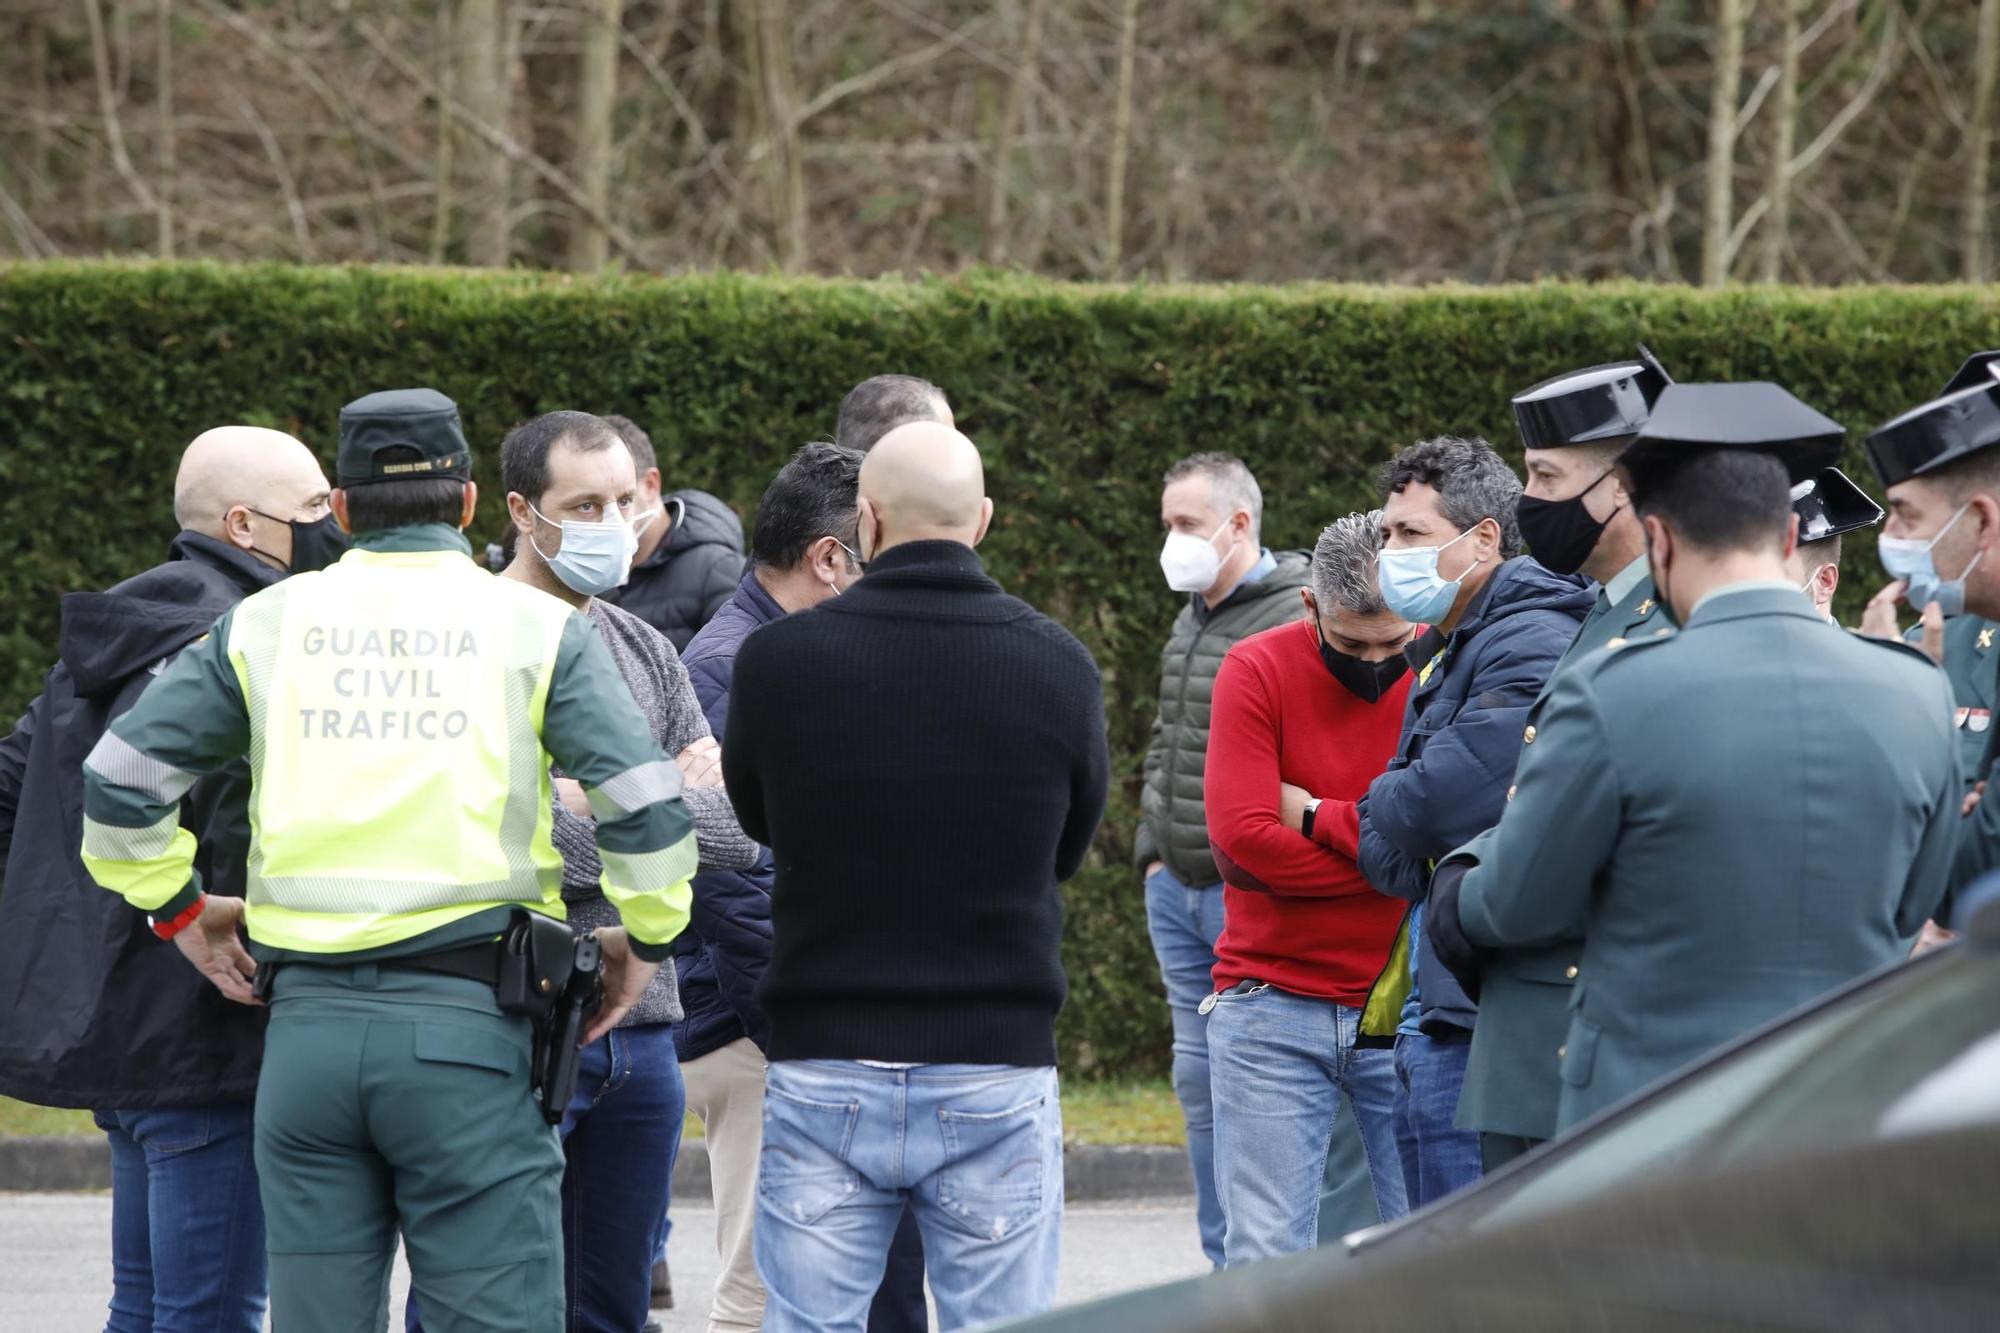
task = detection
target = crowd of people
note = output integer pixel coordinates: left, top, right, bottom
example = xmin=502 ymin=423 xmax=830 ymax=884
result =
xmin=1 ymin=350 xmax=1997 ymax=1333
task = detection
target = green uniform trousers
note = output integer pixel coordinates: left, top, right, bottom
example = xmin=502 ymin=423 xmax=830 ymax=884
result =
xmin=255 ymin=964 xmax=565 ymax=1333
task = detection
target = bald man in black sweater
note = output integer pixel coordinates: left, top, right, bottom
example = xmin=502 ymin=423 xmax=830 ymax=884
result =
xmin=722 ymin=422 xmax=1109 ymax=1333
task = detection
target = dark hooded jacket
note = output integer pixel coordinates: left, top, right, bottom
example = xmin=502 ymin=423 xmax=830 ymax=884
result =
xmin=0 ymin=534 xmax=276 ymax=1109
xmin=1357 ymin=555 xmax=1594 ymax=1034
xmin=601 ymin=490 xmax=748 ymax=652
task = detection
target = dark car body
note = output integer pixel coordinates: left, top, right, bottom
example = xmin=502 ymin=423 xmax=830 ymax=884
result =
xmin=1006 ymin=896 xmax=2000 ymax=1331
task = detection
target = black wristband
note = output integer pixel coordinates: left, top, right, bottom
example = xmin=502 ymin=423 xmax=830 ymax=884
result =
xmin=1301 ymin=798 xmax=1321 ymax=840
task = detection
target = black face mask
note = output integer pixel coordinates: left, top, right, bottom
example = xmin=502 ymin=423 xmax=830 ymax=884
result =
xmin=1517 ymin=469 xmax=1619 ymax=577
xmin=1315 ymin=623 xmax=1410 ymax=703
xmin=253 ymin=510 xmax=350 ymax=574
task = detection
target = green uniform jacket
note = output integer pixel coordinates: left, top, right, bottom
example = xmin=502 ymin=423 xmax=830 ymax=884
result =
xmin=80 ymin=525 xmax=699 ymax=964
xmin=1136 ymin=551 xmax=1310 ymax=885
xmin=1906 ymin=613 xmax=1996 ymax=789
xmin=1452 ymin=571 xmax=1665 ymax=1142
xmin=1455 ymin=586 xmax=1958 ymax=1132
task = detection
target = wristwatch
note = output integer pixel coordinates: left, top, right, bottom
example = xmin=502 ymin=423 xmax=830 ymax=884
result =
xmin=1301 ymin=798 xmax=1323 ymax=840
xmin=148 ymin=895 xmax=207 ymax=942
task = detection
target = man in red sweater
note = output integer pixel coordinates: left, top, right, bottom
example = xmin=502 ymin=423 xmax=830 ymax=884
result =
xmin=1204 ymin=509 xmax=1417 ymax=1265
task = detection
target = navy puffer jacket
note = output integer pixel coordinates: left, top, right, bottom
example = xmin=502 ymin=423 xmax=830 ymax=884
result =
xmin=1358 ymin=556 xmax=1593 ymax=1034
xmin=674 ymin=571 xmax=780 ymax=1060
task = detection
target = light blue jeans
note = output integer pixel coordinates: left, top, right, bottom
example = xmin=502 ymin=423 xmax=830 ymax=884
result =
xmin=1207 ymin=984 xmax=1407 ymax=1267
xmin=1142 ymin=863 xmax=1229 ymax=1268
xmin=755 ymin=1060 xmax=1063 ymax=1333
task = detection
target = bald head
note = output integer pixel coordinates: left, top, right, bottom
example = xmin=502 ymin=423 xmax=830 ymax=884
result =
xmin=174 ymin=426 xmax=333 ymax=569
xmin=856 ymin=422 xmax=994 ymax=557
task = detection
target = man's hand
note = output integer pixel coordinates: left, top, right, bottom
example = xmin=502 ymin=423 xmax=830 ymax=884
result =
xmin=1965 ymin=780 xmax=1986 ymax=820
xmin=1914 ymin=601 xmax=1946 ymax=665
xmin=1279 ymin=783 xmax=1313 ymax=833
xmin=174 ymin=896 xmax=260 ymax=1005
xmin=1912 ymin=918 xmax=1958 ymax=957
xmin=553 ymin=776 xmax=593 ymax=820
xmin=1143 ymin=860 xmax=1165 ymax=879
xmin=676 ymin=737 xmax=724 ymax=790
xmin=586 ymin=926 xmax=661 ymax=1044
xmin=1861 ymin=581 xmax=1908 ymax=642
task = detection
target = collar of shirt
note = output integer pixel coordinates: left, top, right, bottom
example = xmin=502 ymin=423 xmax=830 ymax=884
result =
xmin=1603 ymin=552 xmax=1650 ymax=606
xmin=1690 ymin=578 xmax=1804 ymax=618
xmin=1210 ymin=547 xmax=1278 ymax=605
xmin=350 ymin=522 xmax=474 ymax=556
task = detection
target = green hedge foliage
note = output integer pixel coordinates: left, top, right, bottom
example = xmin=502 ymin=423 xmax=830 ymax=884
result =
xmin=7 ymin=262 xmax=2000 ymax=1079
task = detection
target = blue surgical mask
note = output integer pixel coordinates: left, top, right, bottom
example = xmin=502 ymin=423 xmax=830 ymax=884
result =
xmin=529 ymin=502 xmax=638 ymax=597
xmin=1376 ymin=525 xmax=1479 ymax=625
xmin=1879 ymin=503 xmax=1982 ymax=618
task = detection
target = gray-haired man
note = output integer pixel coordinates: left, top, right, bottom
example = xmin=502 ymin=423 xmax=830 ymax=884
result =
xmin=1139 ymin=451 xmax=1310 ymax=1266
xmin=1202 ymin=512 xmax=1420 ymax=1262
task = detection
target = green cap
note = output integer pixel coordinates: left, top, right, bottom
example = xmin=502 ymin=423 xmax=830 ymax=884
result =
xmin=336 ymin=388 xmax=472 ymax=487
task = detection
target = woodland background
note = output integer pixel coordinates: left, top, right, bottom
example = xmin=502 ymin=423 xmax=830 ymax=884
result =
xmin=3 ymin=1 xmax=2000 ymax=285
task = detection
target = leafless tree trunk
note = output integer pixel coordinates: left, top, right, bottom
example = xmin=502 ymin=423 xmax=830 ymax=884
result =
xmin=155 ymin=0 xmax=175 ymax=258
xmin=1701 ymin=0 xmax=1747 ymax=287
xmin=1966 ymin=0 xmax=2000 ymax=281
xmin=83 ymin=0 xmax=166 ymax=253
xmin=431 ymin=4 xmax=456 ymax=263
xmin=984 ymin=0 xmax=1049 ymax=265
xmin=570 ymin=0 xmax=625 ymax=270
xmin=456 ymin=0 xmax=514 ymax=268
xmin=26 ymin=8 xmax=51 ymax=211
xmin=1103 ymin=0 xmax=1140 ymax=277
xmin=1760 ymin=0 xmax=1804 ymax=283
xmin=761 ymin=0 xmax=806 ymax=271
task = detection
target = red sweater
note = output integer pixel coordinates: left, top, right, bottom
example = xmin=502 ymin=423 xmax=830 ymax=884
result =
xmin=1205 ymin=618 xmax=1412 ymax=1005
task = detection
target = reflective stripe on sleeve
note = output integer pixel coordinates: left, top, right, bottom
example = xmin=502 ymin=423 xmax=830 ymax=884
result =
xmin=585 ymin=760 xmax=685 ymax=821
xmin=83 ymin=731 xmax=199 ymax=805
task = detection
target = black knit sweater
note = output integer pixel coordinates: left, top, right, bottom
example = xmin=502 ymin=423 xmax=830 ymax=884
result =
xmin=721 ymin=540 xmax=1110 ymax=1067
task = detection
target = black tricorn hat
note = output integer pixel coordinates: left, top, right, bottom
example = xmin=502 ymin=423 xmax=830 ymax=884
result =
xmin=1866 ymin=351 xmax=2000 ymax=489
xmin=1791 ymin=466 xmax=1884 ymax=544
xmin=1512 ymin=344 xmax=1673 ymax=450
xmin=1620 ymin=382 xmax=1843 ymax=484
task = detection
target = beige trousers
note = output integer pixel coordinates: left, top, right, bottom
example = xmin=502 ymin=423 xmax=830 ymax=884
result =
xmin=682 ymin=1036 xmax=769 ymax=1332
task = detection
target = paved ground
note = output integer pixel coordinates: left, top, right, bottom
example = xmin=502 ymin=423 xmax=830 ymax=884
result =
xmin=0 ymin=1193 xmax=1208 ymax=1331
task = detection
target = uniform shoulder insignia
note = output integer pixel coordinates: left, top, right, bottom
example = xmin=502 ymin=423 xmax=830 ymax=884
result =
xmin=1586 ymin=628 xmax=1676 ymax=674
xmin=1980 ymin=626 xmax=1996 ymax=652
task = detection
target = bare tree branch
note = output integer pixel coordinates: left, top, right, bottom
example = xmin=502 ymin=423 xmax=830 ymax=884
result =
xmin=1103 ymin=0 xmax=1141 ymax=278
xmin=236 ymin=92 xmax=315 ymax=259
xmin=82 ymin=0 xmax=164 ymax=245
xmin=355 ymin=17 xmax=650 ymax=265
xmin=1966 ymin=0 xmax=2000 ymax=279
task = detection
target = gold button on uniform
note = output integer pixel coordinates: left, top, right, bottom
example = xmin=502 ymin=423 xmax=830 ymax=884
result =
xmin=1564 ymin=965 xmax=1578 ymax=980
xmin=1605 ymin=637 xmax=1628 ymax=649
xmin=1506 ymin=784 xmax=1517 ymax=802
xmin=1523 ymin=725 xmax=1537 ymax=745
xmin=1557 ymin=1045 xmax=1567 ymax=1059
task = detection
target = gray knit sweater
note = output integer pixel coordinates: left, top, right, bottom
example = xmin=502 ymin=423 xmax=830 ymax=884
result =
xmin=553 ymin=597 xmax=759 ymax=1026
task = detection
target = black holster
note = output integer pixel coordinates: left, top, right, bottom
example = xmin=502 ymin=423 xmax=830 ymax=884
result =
xmin=495 ymin=911 xmax=605 ymax=1125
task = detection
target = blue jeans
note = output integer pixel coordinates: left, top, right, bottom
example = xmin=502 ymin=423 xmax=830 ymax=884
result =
xmin=1392 ymin=1031 xmax=1483 ymax=1210
xmin=93 ymin=1102 xmax=267 ymax=1333
xmin=1142 ymin=864 xmax=1228 ymax=1268
xmin=1206 ymin=985 xmax=1406 ymax=1267
xmin=756 ymin=1061 xmax=1063 ymax=1333
xmin=405 ymin=1021 xmax=683 ymax=1333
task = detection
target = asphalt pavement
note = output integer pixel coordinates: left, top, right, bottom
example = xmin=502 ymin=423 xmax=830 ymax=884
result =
xmin=0 ymin=1194 xmax=1208 ymax=1331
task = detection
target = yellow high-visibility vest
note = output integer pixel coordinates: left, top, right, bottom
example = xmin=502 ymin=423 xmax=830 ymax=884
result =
xmin=228 ymin=547 xmax=573 ymax=952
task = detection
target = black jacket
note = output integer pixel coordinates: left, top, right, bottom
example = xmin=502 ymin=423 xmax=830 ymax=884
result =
xmin=602 ymin=490 xmax=747 ymax=652
xmin=0 ymin=534 xmax=276 ymax=1109
xmin=722 ymin=541 xmax=1111 ymax=1066
xmin=1357 ymin=556 xmax=1593 ymax=1034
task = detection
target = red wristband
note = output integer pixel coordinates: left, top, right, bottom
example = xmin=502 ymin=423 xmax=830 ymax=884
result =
xmin=150 ymin=895 xmax=207 ymax=941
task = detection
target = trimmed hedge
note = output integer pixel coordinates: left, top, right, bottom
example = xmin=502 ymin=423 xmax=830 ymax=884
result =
xmin=7 ymin=263 xmax=2000 ymax=1079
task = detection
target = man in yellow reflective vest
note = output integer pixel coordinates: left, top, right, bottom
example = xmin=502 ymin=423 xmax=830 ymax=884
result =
xmin=80 ymin=387 xmax=701 ymax=1333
